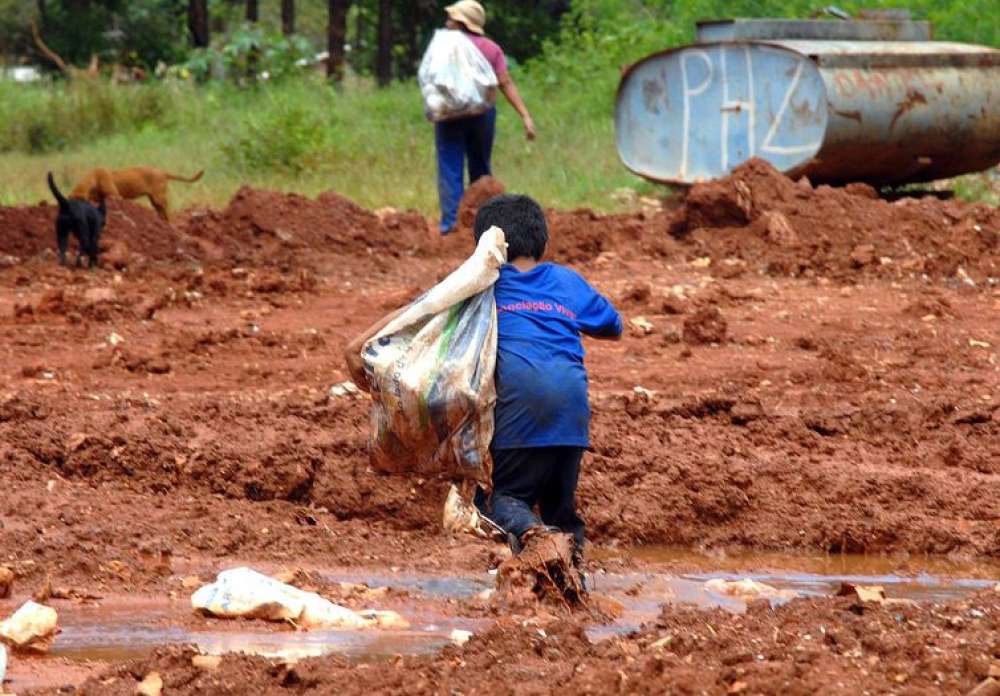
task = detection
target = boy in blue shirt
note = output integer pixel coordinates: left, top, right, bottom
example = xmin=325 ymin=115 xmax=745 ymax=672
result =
xmin=473 ymin=194 xmax=622 ymax=573
xmin=345 ymin=194 xmax=622 ymax=581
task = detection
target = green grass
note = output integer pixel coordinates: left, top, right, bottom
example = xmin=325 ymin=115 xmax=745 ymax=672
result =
xmin=0 ymin=73 xmax=657 ymax=217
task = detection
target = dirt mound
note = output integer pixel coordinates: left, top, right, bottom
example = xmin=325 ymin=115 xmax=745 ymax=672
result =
xmin=546 ymin=208 xmax=670 ymax=264
xmin=0 ymin=201 xmax=54 ymax=260
xmin=458 ymin=175 xmax=505 ymax=230
xmin=182 ymin=186 xmax=431 ymax=265
xmin=669 ymin=158 xmax=1000 ymax=281
xmin=0 ymin=198 xmax=194 ymax=267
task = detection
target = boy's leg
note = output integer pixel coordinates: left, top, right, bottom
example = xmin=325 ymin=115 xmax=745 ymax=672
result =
xmin=538 ymin=447 xmax=586 ymax=551
xmin=487 ymin=447 xmax=547 ymax=541
xmin=435 ymin=118 xmax=467 ymax=234
xmin=465 ymin=107 xmax=496 ymax=183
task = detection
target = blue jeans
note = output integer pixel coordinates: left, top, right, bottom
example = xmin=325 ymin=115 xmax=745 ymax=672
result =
xmin=435 ymin=107 xmax=496 ymax=233
xmin=477 ymin=446 xmax=586 ymax=550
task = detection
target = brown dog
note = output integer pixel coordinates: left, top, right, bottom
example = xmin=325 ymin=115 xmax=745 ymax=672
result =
xmin=71 ymin=166 xmax=204 ymax=221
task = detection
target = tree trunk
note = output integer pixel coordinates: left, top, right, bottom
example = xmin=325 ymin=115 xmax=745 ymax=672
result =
xmin=282 ymin=0 xmax=295 ymax=36
xmin=188 ymin=0 xmax=210 ymax=48
xmin=327 ymin=0 xmax=350 ymax=81
xmin=376 ymin=0 xmax=392 ymax=86
xmin=246 ymin=0 xmax=259 ymax=82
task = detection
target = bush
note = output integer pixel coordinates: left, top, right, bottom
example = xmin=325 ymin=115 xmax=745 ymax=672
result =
xmin=221 ymin=97 xmax=333 ymax=173
xmin=0 ymin=80 xmax=176 ymax=154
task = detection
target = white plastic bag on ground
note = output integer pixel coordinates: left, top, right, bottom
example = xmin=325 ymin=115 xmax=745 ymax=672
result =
xmin=363 ymin=227 xmax=507 ymax=486
xmin=418 ymin=29 xmax=498 ymax=122
xmin=191 ymin=568 xmax=407 ymax=630
xmin=0 ymin=600 xmax=58 ymax=652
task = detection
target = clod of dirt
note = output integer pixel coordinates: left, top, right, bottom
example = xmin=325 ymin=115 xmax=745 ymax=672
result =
xmin=754 ymin=210 xmax=799 ymax=247
xmin=458 ymin=176 xmax=505 ymax=230
xmin=669 ymin=158 xmax=798 ymax=237
xmin=850 ymin=244 xmax=877 ymax=268
xmin=902 ymin=294 xmax=958 ymax=320
xmin=845 ymin=182 xmax=879 ymax=199
xmin=136 ymin=671 xmax=163 ymax=696
xmin=0 ymin=566 xmax=12 ymax=599
xmin=496 ymin=531 xmax=584 ymax=608
xmin=682 ymin=307 xmax=728 ymax=345
xmin=101 ymin=240 xmax=131 ymax=270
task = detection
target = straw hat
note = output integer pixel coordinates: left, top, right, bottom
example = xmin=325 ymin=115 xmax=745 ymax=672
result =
xmin=446 ymin=0 xmax=486 ymax=35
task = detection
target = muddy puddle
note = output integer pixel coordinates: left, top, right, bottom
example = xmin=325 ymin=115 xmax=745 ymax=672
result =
xmin=6 ymin=553 xmax=998 ymax=691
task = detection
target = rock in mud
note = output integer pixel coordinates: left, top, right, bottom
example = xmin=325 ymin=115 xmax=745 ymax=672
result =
xmin=682 ymin=307 xmax=728 ymax=345
xmin=704 ymin=578 xmax=793 ymax=602
xmin=449 ymin=628 xmax=473 ymax=646
xmin=0 ymin=600 xmax=58 ymax=653
xmin=191 ymin=654 xmax=222 ymax=670
xmin=136 ymin=671 xmax=163 ymax=696
xmin=0 ymin=567 xmax=12 ymax=599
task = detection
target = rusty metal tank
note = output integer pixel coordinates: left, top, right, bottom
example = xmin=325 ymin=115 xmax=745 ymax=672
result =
xmin=614 ymin=17 xmax=1000 ymax=185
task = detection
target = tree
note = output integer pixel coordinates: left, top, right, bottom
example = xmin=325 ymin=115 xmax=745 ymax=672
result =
xmin=375 ymin=0 xmax=392 ymax=85
xmin=327 ymin=0 xmax=349 ymax=81
xmin=188 ymin=0 xmax=209 ymax=48
xmin=282 ymin=0 xmax=295 ymax=35
xmin=246 ymin=0 xmax=258 ymax=23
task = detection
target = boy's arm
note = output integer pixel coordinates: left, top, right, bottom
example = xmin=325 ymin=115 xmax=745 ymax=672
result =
xmin=577 ymin=289 xmax=624 ymax=341
xmin=344 ymin=307 xmax=405 ymax=393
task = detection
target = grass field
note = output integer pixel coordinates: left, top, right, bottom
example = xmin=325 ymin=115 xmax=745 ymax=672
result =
xmin=0 ymin=72 xmax=662 ymax=217
xmin=1 ymin=68 xmax=997 ymax=216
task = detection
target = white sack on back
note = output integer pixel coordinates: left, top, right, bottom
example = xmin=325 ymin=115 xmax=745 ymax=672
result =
xmin=418 ymin=29 xmax=498 ymax=122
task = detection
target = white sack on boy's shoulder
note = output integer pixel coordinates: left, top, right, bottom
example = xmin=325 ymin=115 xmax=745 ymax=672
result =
xmin=362 ymin=226 xmax=507 ymax=486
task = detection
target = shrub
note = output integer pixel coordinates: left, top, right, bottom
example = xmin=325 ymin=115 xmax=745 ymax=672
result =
xmin=221 ymin=98 xmax=333 ymax=173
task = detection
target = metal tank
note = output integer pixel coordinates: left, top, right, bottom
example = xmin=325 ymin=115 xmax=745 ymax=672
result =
xmin=614 ymin=16 xmax=1000 ymax=185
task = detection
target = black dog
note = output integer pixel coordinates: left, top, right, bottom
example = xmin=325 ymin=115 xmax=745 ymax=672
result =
xmin=47 ymin=172 xmax=106 ymax=268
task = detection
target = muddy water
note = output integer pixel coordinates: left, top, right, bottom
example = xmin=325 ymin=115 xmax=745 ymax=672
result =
xmin=50 ymin=597 xmax=480 ymax=663
xmin=7 ymin=553 xmax=998 ymax=691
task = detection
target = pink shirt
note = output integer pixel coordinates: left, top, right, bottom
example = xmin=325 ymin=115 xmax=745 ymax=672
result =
xmin=465 ymin=33 xmax=508 ymax=78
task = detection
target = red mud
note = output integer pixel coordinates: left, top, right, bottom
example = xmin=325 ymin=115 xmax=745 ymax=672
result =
xmin=1 ymin=172 xmax=999 ymax=691
xmin=39 ymin=589 xmax=1000 ymax=695
xmin=670 ymin=158 xmax=1000 ymax=282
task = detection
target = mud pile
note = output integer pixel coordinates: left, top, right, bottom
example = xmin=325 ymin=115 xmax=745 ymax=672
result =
xmin=0 ymin=199 xmax=188 ymax=263
xmin=669 ymin=158 xmax=1000 ymax=281
xmin=52 ymin=590 xmax=1000 ymax=695
xmin=457 ymin=175 xmax=506 ymax=230
xmin=183 ymin=186 xmax=430 ymax=265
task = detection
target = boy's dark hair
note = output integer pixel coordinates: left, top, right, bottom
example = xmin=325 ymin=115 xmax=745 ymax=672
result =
xmin=473 ymin=193 xmax=548 ymax=260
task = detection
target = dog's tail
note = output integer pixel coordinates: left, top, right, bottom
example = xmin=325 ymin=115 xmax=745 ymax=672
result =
xmin=46 ymin=172 xmax=69 ymax=210
xmin=165 ymin=169 xmax=204 ymax=183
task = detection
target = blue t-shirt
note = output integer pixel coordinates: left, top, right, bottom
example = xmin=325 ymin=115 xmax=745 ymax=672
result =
xmin=492 ymin=262 xmax=622 ymax=449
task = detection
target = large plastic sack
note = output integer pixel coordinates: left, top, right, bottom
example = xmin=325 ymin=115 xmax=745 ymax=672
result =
xmin=191 ymin=567 xmax=407 ymax=630
xmin=363 ymin=226 xmax=507 ymax=486
xmin=418 ymin=29 xmax=498 ymax=122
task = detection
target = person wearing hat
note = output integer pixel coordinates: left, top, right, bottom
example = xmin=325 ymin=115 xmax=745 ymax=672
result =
xmin=436 ymin=0 xmax=536 ymax=235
